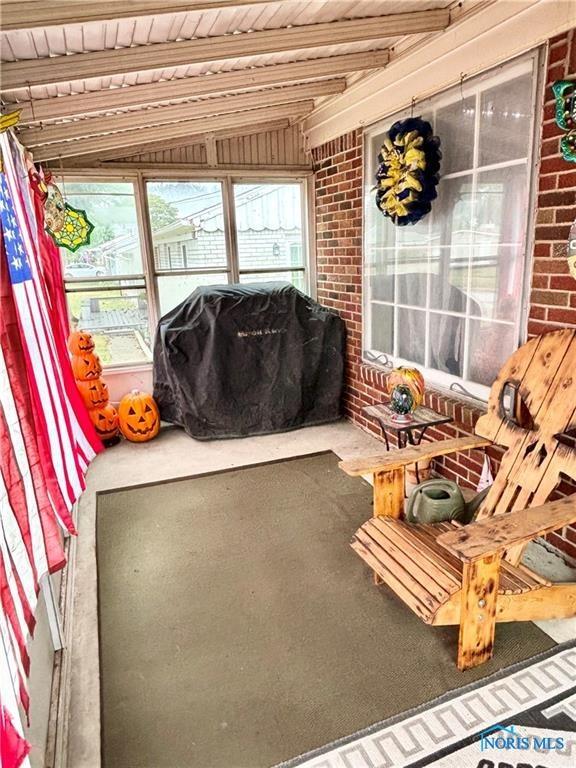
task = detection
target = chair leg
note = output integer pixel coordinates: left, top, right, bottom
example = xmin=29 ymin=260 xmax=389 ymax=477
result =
xmin=458 ymin=555 xmax=501 ymax=671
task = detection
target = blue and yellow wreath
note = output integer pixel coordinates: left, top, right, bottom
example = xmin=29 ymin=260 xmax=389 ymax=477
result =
xmin=375 ymin=117 xmax=441 ymax=226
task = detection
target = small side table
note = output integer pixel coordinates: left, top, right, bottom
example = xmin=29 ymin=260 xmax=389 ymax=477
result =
xmin=362 ymin=403 xmax=453 ymax=451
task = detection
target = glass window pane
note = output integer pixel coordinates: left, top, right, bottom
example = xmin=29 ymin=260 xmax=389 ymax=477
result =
xmin=239 ymin=272 xmax=306 ymax=292
xmin=434 ymin=96 xmax=476 ymax=174
xmin=475 ymin=165 xmax=528 ymax=246
xmin=61 ymin=182 xmax=143 ymax=277
xmin=429 ymin=245 xmax=470 ymax=313
xmin=66 ymin=287 xmax=151 ymax=365
xmin=146 ymin=181 xmax=227 ymax=271
xmin=397 ymin=308 xmax=425 ymax=365
xmin=468 ymin=321 xmax=517 ymax=385
xmin=370 ymin=303 xmax=394 ymax=355
xmin=470 ymin=245 xmax=525 ymax=323
xmin=396 ymin=249 xmax=430 ymax=306
xmin=429 ymin=313 xmax=465 ymax=377
xmin=233 ymin=183 xmax=304 ymax=270
xmin=430 ymin=175 xmax=474 ymax=247
xmin=157 ymin=273 xmax=228 ymax=316
xmin=479 ymin=73 xmax=533 ymax=167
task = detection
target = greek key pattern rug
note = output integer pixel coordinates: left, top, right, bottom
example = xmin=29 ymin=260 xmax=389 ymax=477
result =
xmin=278 ymin=642 xmax=576 ymax=768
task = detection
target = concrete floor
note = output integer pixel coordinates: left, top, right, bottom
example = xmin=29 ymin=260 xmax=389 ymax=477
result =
xmin=63 ymin=421 xmax=576 ymax=768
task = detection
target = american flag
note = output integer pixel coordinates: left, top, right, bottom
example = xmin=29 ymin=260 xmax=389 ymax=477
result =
xmin=0 ymin=130 xmax=101 ymax=761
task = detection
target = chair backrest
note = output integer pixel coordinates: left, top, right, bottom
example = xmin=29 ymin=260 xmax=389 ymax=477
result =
xmin=474 ymin=329 xmax=576 ymax=547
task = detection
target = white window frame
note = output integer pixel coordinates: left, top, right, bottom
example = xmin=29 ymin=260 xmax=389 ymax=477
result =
xmin=59 ymin=175 xmax=154 ymax=369
xmin=58 ymin=169 xmax=314 ymax=370
xmin=362 ymin=50 xmax=544 ymax=402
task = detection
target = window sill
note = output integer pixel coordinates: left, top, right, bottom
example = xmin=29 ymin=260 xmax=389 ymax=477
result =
xmin=101 ymin=362 xmax=153 ymax=375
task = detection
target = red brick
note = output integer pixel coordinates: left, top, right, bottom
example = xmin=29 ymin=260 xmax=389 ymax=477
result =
xmin=530 ymin=289 xmax=569 ymax=306
xmin=550 ymin=274 xmax=576 ymax=290
xmin=549 ymin=41 xmax=569 ymax=64
xmin=557 ymin=170 xmax=576 ymax=189
xmin=548 ymin=307 xmax=576 ymax=324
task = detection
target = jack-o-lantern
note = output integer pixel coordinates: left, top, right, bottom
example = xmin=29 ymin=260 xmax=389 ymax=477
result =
xmin=118 ymin=390 xmax=160 ymax=442
xmin=68 ymin=330 xmax=95 ymax=355
xmin=71 ymin=352 xmax=102 ymax=381
xmin=77 ymin=378 xmax=109 ymax=409
xmin=89 ymin=403 xmax=119 ymax=441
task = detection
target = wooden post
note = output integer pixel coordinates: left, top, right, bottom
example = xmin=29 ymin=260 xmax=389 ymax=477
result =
xmin=371 ymin=467 xmax=405 ymax=584
xmin=458 ymin=554 xmax=501 ymax=670
xmin=373 ymin=467 xmax=405 ymax=518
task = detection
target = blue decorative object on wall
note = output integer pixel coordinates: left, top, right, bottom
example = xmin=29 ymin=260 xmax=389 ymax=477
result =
xmin=375 ymin=116 xmax=441 ymax=226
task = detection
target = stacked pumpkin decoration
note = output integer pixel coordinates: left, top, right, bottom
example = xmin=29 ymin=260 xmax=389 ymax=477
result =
xmin=68 ymin=330 xmax=120 ymax=444
xmin=387 ymin=366 xmax=425 ymax=422
xmin=118 ymin=390 xmax=160 ymax=443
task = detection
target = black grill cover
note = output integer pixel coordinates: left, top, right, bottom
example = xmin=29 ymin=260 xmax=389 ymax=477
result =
xmin=153 ymin=282 xmax=345 ymax=439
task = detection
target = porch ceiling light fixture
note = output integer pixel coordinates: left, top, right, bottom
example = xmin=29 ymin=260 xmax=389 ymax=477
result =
xmin=375 ymin=116 xmax=441 ymax=226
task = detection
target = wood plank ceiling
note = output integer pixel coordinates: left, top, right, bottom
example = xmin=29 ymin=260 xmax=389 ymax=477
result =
xmin=0 ymin=1 xmax=455 ymax=165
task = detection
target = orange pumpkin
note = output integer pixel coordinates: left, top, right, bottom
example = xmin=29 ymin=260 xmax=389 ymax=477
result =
xmin=387 ymin=366 xmax=425 ymax=409
xmin=71 ymin=352 xmax=102 ymax=381
xmin=68 ymin=330 xmax=95 ymax=355
xmin=77 ymin=378 xmax=109 ymax=409
xmin=89 ymin=403 xmax=119 ymax=441
xmin=118 ymin=390 xmax=160 ymax=442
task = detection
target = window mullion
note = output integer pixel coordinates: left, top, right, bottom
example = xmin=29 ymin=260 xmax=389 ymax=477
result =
xmin=222 ymin=176 xmax=239 ymax=283
xmin=135 ymin=172 xmax=160 ymax=333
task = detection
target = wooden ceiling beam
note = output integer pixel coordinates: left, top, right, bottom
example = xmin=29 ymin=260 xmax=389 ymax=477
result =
xmin=64 ymin=118 xmax=292 ymax=163
xmin=1 ymin=10 xmax=450 ymax=91
xmin=12 ymin=51 xmax=388 ymax=124
xmin=32 ymin=101 xmax=313 ymax=161
xmin=1 ymin=1 xmax=281 ymax=30
xmin=19 ymin=80 xmax=342 ymax=147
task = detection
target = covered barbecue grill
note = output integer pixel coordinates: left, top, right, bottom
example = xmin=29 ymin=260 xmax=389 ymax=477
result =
xmin=153 ymin=282 xmax=345 ymax=439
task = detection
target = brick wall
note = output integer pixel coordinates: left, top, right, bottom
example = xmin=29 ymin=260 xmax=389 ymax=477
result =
xmin=312 ymin=32 xmax=576 ymax=562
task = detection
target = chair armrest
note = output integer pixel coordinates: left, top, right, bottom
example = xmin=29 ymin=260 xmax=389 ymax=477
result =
xmin=437 ymin=496 xmax=576 ymax=562
xmin=339 ymin=435 xmax=491 ymax=477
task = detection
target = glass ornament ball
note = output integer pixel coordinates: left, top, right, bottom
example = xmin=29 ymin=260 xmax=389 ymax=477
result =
xmin=389 ymin=384 xmax=415 ymax=417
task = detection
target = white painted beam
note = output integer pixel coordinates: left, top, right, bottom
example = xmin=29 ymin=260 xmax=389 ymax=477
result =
xmin=64 ymin=118 xmax=292 ymax=163
xmin=1 ymin=10 xmax=450 ymax=91
xmin=303 ymin=0 xmax=576 ymax=147
xmin=19 ymin=81 xmax=343 ymax=147
xmin=12 ymin=51 xmax=389 ymax=124
xmin=0 ymin=1 xmax=281 ymax=30
xmin=33 ymin=101 xmax=313 ymax=161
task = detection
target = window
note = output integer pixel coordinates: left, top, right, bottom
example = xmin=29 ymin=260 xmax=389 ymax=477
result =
xmin=363 ymin=54 xmax=540 ymax=399
xmin=234 ymin=182 xmax=306 ymax=293
xmin=148 ymin=180 xmax=309 ymax=315
xmin=61 ymin=175 xmax=310 ymax=367
xmin=61 ymin=182 xmax=152 ymax=366
xmin=147 ymin=180 xmax=229 ymax=315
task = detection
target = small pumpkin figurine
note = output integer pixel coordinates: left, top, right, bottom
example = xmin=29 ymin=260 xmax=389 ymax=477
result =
xmin=88 ymin=403 xmax=119 ymax=441
xmin=71 ymin=351 xmax=102 ymax=381
xmin=118 ymin=390 xmax=160 ymax=443
xmin=68 ymin=330 xmax=95 ymax=355
xmin=77 ymin=378 xmax=109 ymax=409
xmin=387 ymin=366 xmax=425 ymax=409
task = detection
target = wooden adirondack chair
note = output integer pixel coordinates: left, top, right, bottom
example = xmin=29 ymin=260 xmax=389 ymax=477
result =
xmin=341 ymin=329 xmax=576 ymax=670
